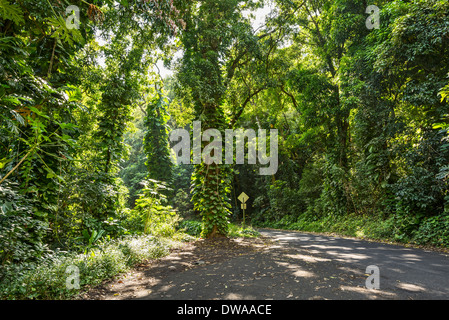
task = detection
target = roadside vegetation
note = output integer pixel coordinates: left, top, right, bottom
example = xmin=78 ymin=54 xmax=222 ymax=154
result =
xmin=1 ymin=0 xmax=448 ymax=300
xmin=254 ymin=213 xmax=449 ymax=249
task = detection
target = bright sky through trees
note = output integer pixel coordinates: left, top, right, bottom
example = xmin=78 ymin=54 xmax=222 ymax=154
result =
xmin=155 ymin=4 xmax=275 ymax=79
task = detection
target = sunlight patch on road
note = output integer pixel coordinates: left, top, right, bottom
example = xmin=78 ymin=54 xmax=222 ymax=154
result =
xmin=324 ymin=250 xmax=370 ymax=263
xmin=285 ymin=253 xmax=331 ymax=263
xmin=399 ymin=254 xmax=422 ymax=262
xmin=224 ymin=292 xmax=256 ymax=300
xmin=292 ymin=269 xmax=315 ymax=278
xmin=397 ymin=282 xmax=426 ymax=292
xmin=339 ymin=285 xmax=397 ymax=299
xmin=274 ymin=261 xmax=315 ymax=278
xmin=303 ymin=244 xmax=354 ymax=251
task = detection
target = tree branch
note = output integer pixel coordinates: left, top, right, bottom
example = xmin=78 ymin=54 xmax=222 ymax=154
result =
xmin=280 ymin=85 xmax=299 ymax=111
xmin=47 ymin=39 xmax=57 ymax=79
xmin=230 ymin=87 xmax=265 ymax=127
xmin=0 ymin=148 xmax=35 ymax=185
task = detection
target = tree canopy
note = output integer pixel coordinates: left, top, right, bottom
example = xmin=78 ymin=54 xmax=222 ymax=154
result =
xmin=1 ymin=0 xmax=449 ymax=298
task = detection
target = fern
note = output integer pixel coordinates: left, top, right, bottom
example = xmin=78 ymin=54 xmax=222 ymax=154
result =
xmin=46 ymin=16 xmax=84 ymax=46
xmin=0 ymin=0 xmax=25 ymax=25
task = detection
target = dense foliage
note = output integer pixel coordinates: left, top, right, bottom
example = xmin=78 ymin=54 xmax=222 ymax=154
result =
xmin=1 ymin=0 xmax=448 ymax=299
xmin=243 ymin=0 xmax=449 ymax=246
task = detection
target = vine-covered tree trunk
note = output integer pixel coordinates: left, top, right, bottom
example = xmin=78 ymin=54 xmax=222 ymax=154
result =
xmin=178 ymin=0 xmax=248 ymax=238
xmin=144 ymin=91 xmax=173 ymax=185
xmin=190 ymin=107 xmax=233 ymax=238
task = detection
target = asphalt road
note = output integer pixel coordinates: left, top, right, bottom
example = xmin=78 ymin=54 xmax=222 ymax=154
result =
xmin=88 ymin=228 xmax=449 ymax=300
xmin=256 ymin=229 xmax=449 ymax=299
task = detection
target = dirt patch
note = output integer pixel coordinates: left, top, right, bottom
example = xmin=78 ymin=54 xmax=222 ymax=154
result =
xmin=78 ymin=236 xmax=272 ymax=300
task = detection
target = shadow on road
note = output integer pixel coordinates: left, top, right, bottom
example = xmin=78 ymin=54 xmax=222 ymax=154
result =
xmin=81 ymin=230 xmax=449 ymax=300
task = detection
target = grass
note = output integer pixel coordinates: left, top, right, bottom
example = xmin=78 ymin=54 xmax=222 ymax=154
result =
xmin=0 ymin=219 xmax=259 ymax=300
xmin=228 ymin=223 xmax=260 ymax=238
xmin=253 ymin=212 xmax=449 ymax=250
xmin=178 ymin=219 xmax=260 ymax=238
xmin=0 ymin=233 xmax=193 ymax=300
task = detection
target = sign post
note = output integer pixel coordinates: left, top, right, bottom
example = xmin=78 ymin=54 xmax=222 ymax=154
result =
xmin=238 ymin=192 xmax=249 ymax=227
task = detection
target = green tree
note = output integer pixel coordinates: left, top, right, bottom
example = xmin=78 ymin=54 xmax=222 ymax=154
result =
xmin=144 ymin=86 xmax=173 ymax=184
xmin=177 ymin=0 xmax=264 ymax=237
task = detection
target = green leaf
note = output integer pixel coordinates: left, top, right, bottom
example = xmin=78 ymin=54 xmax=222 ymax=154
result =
xmin=0 ymin=0 xmax=24 ymax=25
xmin=46 ymin=16 xmax=84 ymax=46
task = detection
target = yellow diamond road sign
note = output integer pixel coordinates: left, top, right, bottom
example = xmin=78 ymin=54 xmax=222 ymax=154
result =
xmin=238 ymin=192 xmax=249 ymax=204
